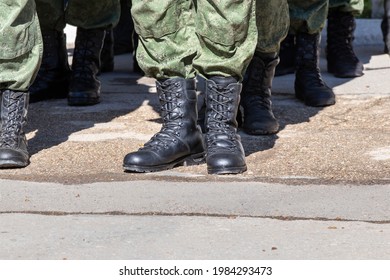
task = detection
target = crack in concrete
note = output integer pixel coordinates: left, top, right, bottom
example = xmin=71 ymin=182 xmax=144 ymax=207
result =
xmin=1 ymin=211 xmax=389 ymax=224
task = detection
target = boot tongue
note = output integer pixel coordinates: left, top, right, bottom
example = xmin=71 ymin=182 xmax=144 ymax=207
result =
xmin=209 ymin=76 xmax=237 ymax=87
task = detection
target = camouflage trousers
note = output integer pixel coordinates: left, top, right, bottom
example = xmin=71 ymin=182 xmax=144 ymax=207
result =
xmin=329 ymin=0 xmax=364 ymax=15
xmin=35 ymin=0 xmax=120 ymax=31
xmin=0 ymin=0 xmax=42 ymax=91
xmin=255 ymin=0 xmax=290 ymax=54
xmin=288 ymin=0 xmax=364 ymax=34
xmin=131 ymin=0 xmax=258 ymax=81
xmin=288 ymin=0 xmax=329 ymax=34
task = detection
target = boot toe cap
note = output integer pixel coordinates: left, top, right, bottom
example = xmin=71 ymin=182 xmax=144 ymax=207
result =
xmin=207 ymin=153 xmax=247 ymax=175
xmin=0 ymin=148 xmax=29 ymax=168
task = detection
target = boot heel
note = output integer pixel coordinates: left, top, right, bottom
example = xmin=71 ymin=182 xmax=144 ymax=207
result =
xmin=183 ymin=152 xmax=206 ymax=166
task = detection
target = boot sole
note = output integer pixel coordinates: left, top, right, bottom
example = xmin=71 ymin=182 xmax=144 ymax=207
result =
xmin=123 ymin=152 xmax=205 ymax=173
xmin=295 ymin=85 xmax=336 ymax=107
xmin=328 ymin=63 xmax=364 ymax=78
xmin=0 ymin=159 xmax=29 ymax=168
xmin=243 ymin=126 xmax=279 ymax=135
xmin=208 ymin=165 xmax=247 ymax=175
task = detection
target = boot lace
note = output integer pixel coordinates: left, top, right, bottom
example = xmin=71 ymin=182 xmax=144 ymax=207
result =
xmin=243 ymin=57 xmax=274 ymax=111
xmin=296 ymin=36 xmax=327 ymax=88
xmin=71 ymin=29 xmax=102 ymax=85
xmin=206 ymin=84 xmax=238 ymax=153
xmin=142 ymin=82 xmax=183 ymax=151
xmin=327 ymin=13 xmax=358 ymax=62
xmin=0 ymin=93 xmax=24 ymax=148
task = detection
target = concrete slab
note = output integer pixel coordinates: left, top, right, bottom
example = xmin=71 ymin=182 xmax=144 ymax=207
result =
xmin=1 ymin=214 xmax=389 ymax=259
xmin=1 ymin=20 xmax=389 ymax=261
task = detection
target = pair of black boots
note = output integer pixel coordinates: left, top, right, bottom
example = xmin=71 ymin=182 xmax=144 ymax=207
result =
xmin=123 ymin=77 xmax=247 ymax=175
xmin=237 ymin=10 xmax=364 ymax=136
xmin=30 ymin=27 xmax=105 ymax=106
xmin=278 ymin=10 xmax=364 ymax=79
xmin=237 ymin=32 xmax=335 ymax=138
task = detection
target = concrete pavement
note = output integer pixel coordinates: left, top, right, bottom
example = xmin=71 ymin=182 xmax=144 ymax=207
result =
xmin=0 ymin=20 xmax=390 ymax=259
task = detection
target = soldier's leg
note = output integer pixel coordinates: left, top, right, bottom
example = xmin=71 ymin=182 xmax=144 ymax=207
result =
xmin=240 ymin=0 xmax=290 ymax=135
xmin=123 ymin=0 xmax=205 ymax=173
xmin=327 ymin=0 xmax=364 ymax=77
xmin=0 ymin=0 xmax=42 ymax=168
xmin=66 ymin=0 xmax=120 ymax=106
xmin=31 ymin=0 xmax=69 ymax=102
xmin=276 ymin=0 xmax=328 ymax=76
xmin=329 ymin=0 xmax=364 ymax=15
xmin=286 ymin=0 xmax=335 ymax=107
xmin=193 ymin=0 xmax=257 ymax=174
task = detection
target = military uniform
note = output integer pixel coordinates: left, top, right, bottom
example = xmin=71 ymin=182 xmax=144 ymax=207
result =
xmin=131 ymin=0 xmax=257 ymax=81
xmin=327 ymin=0 xmax=364 ymax=77
xmin=276 ymin=0 xmax=336 ymax=107
xmin=35 ymin=0 xmax=120 ymax=32
xmin=124 ymin=0 xmax=258 ymax=174
xmin=0 ymin=0 xmax=42 ymax=92
xmin=0 ymin=0 xmax=42 ymax=168
xmin=239 ymin=0 xmax=290 ymax=135
xmin=329 ymin=0 xmax=364 ymax=15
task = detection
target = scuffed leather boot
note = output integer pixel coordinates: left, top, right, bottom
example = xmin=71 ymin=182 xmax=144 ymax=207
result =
xmin=123 ymin=78 xmax=205 ymax=172
xmin=205 ymin=76 xmax=247 ymax=175
xmin=295 ymin=32 xmax=335 ymax=107
xmin=100 ymin=28 xmax=115 ymax=73
xmin=327 ymin=9 xmax=364 ymax=78
xmin=29 ymin=30 xmax=70 ymax=103
xmin=275 ymin=34 xmax=296 ymax=76
xmin=382 ymin=0 xmax=390 ymax=54
xmin=240 ymin=53 xmax=279 ymax=135
xmin=68 ymin=27 xmax=105 ymax=106
xmin=0 ymin=90 xmax=30 ymax=168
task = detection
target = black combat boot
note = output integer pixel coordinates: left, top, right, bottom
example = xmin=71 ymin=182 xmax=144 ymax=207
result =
xmin=0 ymin=90 xmax=30 ymax=168
xmin=295 ymin=32 xmax=335 ymax=107
xmin=327 ymin=9 xmax=364 ymax=78
xmin=240 ymin=53 xmax=279 ymax=135
xmin=29 ymin=30 xmax=70 ymax=103
xmin=205 ymin=76 xmax=247 ymax=175
xmin=381 ymin=0 xmax=390 ymax=54
xmin=123 ymin=78 xmax=205 ymax=172
xmin=68 ymin=27 xmax=105 ymax=106
xmin=100 ymin=28 xmax=115 ymax=73
xmin=275 ymin=34 xmax=296 ymax=76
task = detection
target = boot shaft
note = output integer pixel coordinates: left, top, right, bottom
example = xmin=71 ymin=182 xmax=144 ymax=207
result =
xmin=327 ymin=9 xmax=356 ymax=45
xmin=156 ymin=77 xmax=199 ymax=137
xmin=0 ymin=90 xmax=28 ymax=150
xmin=204 ymin=76 xmax=241 ymax=133
xmin=72 ymin=27 xmax=106 ymax=76
xmin=326 ymin=9 xmax=359 ymax=62
xmin=382 ymin=0 xmax=390 ymax=53
xmin=242 ymin=53 xmax=279 ymax=99
xmin=295 ymin=32 xmax=320 ymax=68
xmin=40 ymin=30 xmax=70 ymax=73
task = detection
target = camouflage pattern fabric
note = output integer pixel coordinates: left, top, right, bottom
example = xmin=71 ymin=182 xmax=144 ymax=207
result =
xmin=0 ymin=0 xmax=42 ymax=91
xmin=35 ymin=0 xmax=120 ymax=31
xmin=288 ymin=0 xmax=328 ymax=34
xmin=329 ymin=0 xmax=364 ymax=15
xmin=255 ymin=0 xmax=290 ymax=54
xmin=131 ymin=0 xmax=258 ymax=81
